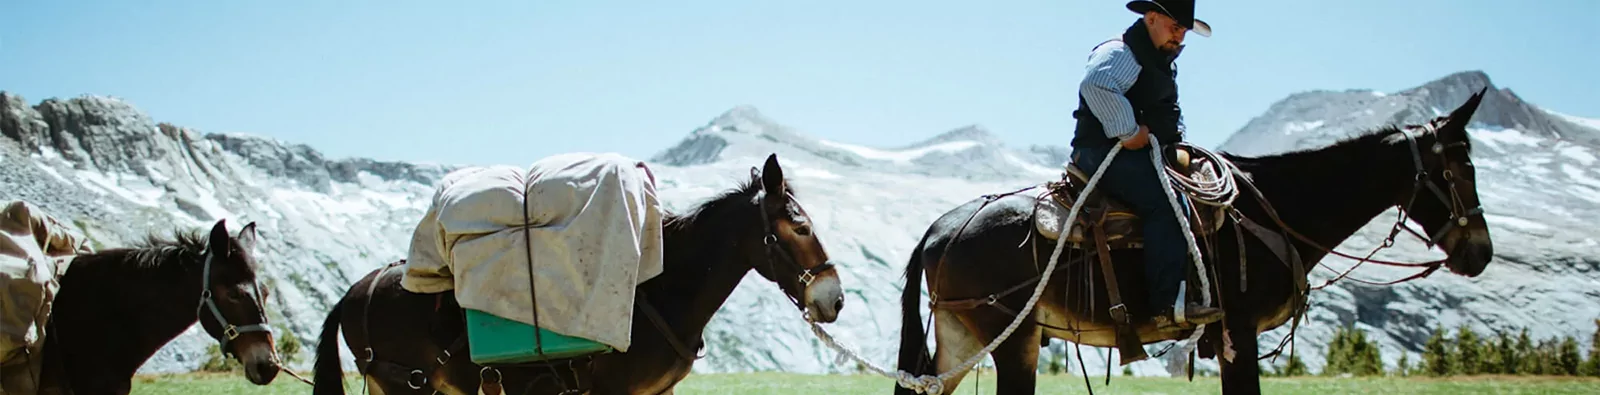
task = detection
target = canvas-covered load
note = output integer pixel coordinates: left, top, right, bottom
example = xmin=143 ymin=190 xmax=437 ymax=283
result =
xmin=1 ymin=200 xmax=91 ymax=394
xmin=401 ymin=152 xmax=665 ymax=356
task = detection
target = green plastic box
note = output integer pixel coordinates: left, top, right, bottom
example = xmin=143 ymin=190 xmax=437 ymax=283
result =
xmin=464 ymin=308 xmax=614 ymax=365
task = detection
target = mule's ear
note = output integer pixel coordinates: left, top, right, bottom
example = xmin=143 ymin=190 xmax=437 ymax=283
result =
xmin=1442 ymin=87 xmax=1488 ymax=137
xmin=760 ymin=153 xmax=784 ymax=194
xmin=237 ymin=222 xmax=258 ymax=252
xmin=209 ymin=219 xmax=230 ymax=255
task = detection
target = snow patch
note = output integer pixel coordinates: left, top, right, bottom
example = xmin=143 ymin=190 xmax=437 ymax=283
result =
xmin=1557 ymin=144 xmax=1596 ymax=166
xmin=360 ymin=189 xmax=416 ymax=209
xmin=1544 ymin=108 xmax=1600 ymax=131
xmin=1003 ymin=153 xmax=1061 ymax=178
xmin=817 ymin=139 xmax=981 ymax=164
xmin=1470 ymin=128 xmax=1542 ymax=150
xmin=794 ymin=167 xmax=842 ymax=180
xmin=76 ymin=171 xmax=164 ymax=207
xmin=1483 ymin=213 xmax=1549 ymax=231
xmin=190 ymin=188 xmax=236 ymax=220
xmin=1562 ymin=164 xmax=1600 ymax=189
xmin=1281 ymin=120 xmax=1326 ymax=135
xmin=33 ymin=163 xmax=71 ymax=185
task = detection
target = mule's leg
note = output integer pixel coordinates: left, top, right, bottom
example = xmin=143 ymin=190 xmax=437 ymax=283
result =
xmin=987 ymin=321 xmax=1042 ymax=395
xmin=930 ymin=309 xmax=984 ymax=395
xmin=1217 ymin=313 xmax=1261 ymax=395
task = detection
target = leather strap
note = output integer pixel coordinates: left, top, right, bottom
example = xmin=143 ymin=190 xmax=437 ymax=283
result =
xmin=1092 ymin=221 xmax=1148 ymax=364
xmin=634 ymin=290 xmax=702 ymax=362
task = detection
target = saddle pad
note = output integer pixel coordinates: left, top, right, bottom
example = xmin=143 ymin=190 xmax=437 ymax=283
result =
xmin=401 ymin=152 xmax=665 ymax=352
xmin=1033 ymin=192 xmax=1078 ymax=242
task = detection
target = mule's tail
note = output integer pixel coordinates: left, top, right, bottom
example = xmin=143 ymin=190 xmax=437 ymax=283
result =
xmin=312 ymin=299 xmax=346 ymax=395
xmin=895 ymin=238 xmax=936 ymax=395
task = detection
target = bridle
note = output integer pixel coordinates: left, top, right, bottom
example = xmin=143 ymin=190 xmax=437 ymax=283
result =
xmin=631 ymin=175 xmax=839 ymax=365
xmin=196 ymin=247 xmax=273 ymax=358
xmin=752 ymin=173 xmax=837 ymax=315
xmin=1394 ymin=120 xmax=1483 ymax=248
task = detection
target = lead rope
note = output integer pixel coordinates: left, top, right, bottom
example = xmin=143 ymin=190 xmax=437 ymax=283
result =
xmin=1148 ymin=136 xmax=1213 ymax=365
xmin=804 ymin=144 xmax=1126 ymax=394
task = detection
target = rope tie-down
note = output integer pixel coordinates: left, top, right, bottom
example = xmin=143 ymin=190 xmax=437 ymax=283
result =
xmin=800 ymin=136 xmax=1218 ymax=394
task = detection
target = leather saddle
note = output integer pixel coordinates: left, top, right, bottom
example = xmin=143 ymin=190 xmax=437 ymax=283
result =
xmin=1035 ymin=145 xmax=1229 ymax=250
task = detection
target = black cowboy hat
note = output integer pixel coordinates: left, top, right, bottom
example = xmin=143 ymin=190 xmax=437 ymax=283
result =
xmin=1126 ymin=0 xmax=1211 ymax=37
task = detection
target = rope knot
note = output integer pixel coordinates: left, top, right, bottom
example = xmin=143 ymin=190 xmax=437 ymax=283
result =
xmin=893 ymin=371 xmax=944 ymax=394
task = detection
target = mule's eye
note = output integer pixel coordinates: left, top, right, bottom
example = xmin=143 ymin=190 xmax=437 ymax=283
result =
xmin=794 ymin=224 xmax=812 ymax=236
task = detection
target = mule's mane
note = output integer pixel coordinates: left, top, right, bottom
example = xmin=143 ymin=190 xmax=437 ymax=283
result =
xmin=662 ymin=176 xmax=796 ymax=235
xmin=1221 ymin=124 xmax=1409 ymax=164
xmin=119 ymin=229 xmax=210 ymax=271
xmin=1217 ymin=123 xmax=1457 ymax=177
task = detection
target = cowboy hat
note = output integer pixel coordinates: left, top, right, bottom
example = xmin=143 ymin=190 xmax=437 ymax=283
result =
xmin=1127 ymin=0 xmax=1211 ymax=37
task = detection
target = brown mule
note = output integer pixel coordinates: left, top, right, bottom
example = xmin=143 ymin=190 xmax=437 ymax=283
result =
xmin=39 ymin=220 xmax=281 ymax=394
xmin=312 ymin=153 xmax=847 ymax=395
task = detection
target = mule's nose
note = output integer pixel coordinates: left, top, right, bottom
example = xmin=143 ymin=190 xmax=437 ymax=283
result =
xmin=833 ymin=294 xmax=845 ymax=314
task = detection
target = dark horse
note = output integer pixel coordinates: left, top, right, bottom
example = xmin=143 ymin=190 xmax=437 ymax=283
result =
xmin=312 ymin=153 xmax=846 ymax=395
xmin=895 ymin=90 xmax=1494 ymax=394
xmin=38 ymin=219 xmax=281 ymax=394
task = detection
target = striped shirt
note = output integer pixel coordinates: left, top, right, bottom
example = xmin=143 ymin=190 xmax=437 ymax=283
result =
xmin=1079 ymin=40 xmax=1185 ymax=140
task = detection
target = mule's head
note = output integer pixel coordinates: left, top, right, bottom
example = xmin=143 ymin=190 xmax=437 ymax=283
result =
xmin=744 ymin=153 xmax=846 ymax=323
xmin=195 ymin=219 xmax=280 ymax=385
xmin=1395 ymin=88 xmax=1494 ymax=276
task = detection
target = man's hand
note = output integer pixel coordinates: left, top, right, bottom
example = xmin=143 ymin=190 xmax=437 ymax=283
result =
xmin=1120 ymin=125 xmax=1150 ymax=149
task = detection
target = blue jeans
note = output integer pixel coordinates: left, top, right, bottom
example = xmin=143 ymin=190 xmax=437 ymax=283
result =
xmin=1071 ymin=142 xmax=1191 ymax=311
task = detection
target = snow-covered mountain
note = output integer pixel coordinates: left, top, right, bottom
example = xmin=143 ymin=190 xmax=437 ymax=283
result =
xmin=1 ymin=69 xmax=1595 ymax=381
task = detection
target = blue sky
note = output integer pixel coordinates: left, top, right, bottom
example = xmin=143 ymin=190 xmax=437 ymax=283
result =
xmin=3 ymin=0 xmax=1596 ymax=167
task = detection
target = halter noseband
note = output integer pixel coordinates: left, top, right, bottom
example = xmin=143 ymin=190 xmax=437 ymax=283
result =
xmin=198 ymin=248 xmax=273 ymax=356
xmin=1396 ymin=123 xmax=1483 ymax=247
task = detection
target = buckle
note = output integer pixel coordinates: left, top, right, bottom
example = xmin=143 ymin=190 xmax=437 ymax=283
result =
xmin=798 ymin=270 xmax=816 ymax=286
xmin=407 ymin=369 xmax=428 ymax=389
xmin=1108 ymin=304 xmax=1129 ymax=324
xmin=224 ymin=326 xmax=240 ymax=340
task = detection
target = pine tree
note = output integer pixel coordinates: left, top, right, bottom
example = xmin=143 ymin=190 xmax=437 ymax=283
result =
xmin=1493 ymin=329 xmax=1517 ymax=375
xmin=1557 ymin=336 xmax=1581 ymax=376
xmin=1396 ymin=351 xmax=1412 ymax=377
xmin=277 ymin=331 xmax=302 ymax=364
xmin=1481 ymin=330 xmax=1503 ymax=375
xmin=1422 ymin=326 xmax=1454 ymax=377
xmin=1324 ymin=325 xmax=1351 ymax=376
xmin=1282 ymin=353 xmax=1309 ymax=377
xmin=1584 ymin=319 xmax=1600 ymax=377
xmin=1455 ymin=324 xmax=1483 ymax=375
xmin=1533 ymin=339 xmax=1557 ymax=375
xmin=198 ymin=345 xmax=241 ymax=372
xmin=1350 ymin=327 xmax=1383 ymax=376
xmin=1516 ymin=328 xmax=1538 ymax=375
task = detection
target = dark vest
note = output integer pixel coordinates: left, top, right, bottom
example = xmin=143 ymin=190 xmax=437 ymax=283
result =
xmin=1071 ymin=20 xmax=1184 ymax=150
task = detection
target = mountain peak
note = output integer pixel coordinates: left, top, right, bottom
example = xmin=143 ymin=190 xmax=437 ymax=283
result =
xmin=1413 ymin=70 xmax=1495 ymax=94
xmin=712 ymin=105 xmax=766 ymax=124
xmin=903 ymin=124 xmax=1004 ymax=149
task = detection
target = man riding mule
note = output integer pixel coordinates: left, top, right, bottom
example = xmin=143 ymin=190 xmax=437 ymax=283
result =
xmin=890 ymin=66 xmax=1496 ymax=395
xmin=1071 ymin=0 xmax=1222 ymax=330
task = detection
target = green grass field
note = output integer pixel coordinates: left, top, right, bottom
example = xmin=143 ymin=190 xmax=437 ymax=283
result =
xmin=129 ymin=371 xmax=1600 ymax=394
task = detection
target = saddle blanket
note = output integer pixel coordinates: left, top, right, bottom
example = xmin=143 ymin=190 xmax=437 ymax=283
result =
xmin=1 ymin=200 xmax=91 ymax=394
xmin=401 ymin=152 xmax=665 ymax=352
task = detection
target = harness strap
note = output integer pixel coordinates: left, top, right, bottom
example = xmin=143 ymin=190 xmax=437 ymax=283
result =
xmin=634 ymin=290 xmax=703 ymax=362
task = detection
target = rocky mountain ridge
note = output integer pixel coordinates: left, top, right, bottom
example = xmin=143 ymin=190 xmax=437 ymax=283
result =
xmin=1 ymin=69 xmax=1596 ymax=379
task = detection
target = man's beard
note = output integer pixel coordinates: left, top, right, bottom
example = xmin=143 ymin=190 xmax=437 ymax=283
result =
xmin=1159 ymin=40 xmax=1181 ymax=53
